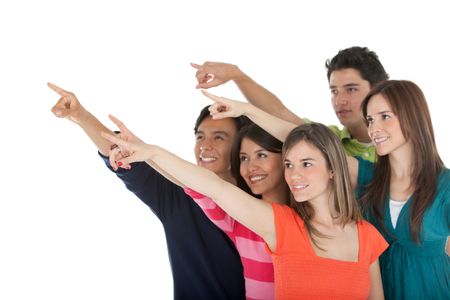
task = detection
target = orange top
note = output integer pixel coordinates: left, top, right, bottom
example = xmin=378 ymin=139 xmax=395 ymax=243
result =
xmin=267 ymin=203 xmax=388 ymax=300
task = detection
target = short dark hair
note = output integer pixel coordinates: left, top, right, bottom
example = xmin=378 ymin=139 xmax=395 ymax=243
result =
xmin=326 ymin=46 xmax=389 ymax=86
xmin=194 ymin=105 xmax=250 ymax=133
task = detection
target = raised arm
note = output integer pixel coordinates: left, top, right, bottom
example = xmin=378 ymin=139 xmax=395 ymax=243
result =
xmin=101 ymin=119 xmax=276 ymax=248
xmin=48 ymin=82 xmax=116 ymax=156
xmin=191 ymin=62 xmax=303 ymax=124
xmin=201 ymin=90 xmax=297 ymax=142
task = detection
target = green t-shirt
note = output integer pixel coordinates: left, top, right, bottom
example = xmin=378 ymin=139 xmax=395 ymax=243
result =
xmin=328 ymin=125 xmax=375 ymax=162
xmin=302 ymin=118 xmax=375 ymax=162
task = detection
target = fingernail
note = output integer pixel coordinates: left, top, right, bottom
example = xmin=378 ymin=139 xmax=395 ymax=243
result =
xmin=117 ymin=161 xmax=122 ymax=167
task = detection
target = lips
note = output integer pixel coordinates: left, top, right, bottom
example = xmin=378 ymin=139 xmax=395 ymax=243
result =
xmin=372 ymin=136 xmax=389 ymax=145
xmin=291 ymin=184 xmax=309 ymax=191
xmin=337 ymin=109 xmax=352 ymax=116
xmin=248 ymin=174 xmax=267 ymax=183
xmin=199 ymin=155 xmax=217 ymax=163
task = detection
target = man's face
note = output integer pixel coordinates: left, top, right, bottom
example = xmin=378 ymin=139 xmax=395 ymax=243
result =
xmin=329 ymin=68 xmax=371 ymax=131
xmin=194 ymin=116 xmax=237 ymax=180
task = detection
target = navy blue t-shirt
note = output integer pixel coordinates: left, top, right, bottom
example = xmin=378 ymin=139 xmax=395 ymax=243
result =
xmin=100 ymin=154 xmax=245 ymax=300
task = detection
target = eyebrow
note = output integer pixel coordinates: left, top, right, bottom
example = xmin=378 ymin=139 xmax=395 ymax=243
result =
xmin=195 ymin=130 xmax=230 ymax=136
xmin=284 ymin=157 xmax=315 ymax=162
xmin=366 ymin=110 xmax=393 ymax=118
xmin=329 ymin=83 xmax=360 ymax=89
xmin=240 ymin=148 xmax=266 ymax=156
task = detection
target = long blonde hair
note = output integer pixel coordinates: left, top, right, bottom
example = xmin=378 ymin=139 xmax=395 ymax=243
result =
xmin=283 ymin=123 xmax=362 ymax=247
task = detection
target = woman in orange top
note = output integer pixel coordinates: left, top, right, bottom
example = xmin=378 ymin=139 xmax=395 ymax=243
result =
xmin=102 ymin=119 xmax=387 ymax=299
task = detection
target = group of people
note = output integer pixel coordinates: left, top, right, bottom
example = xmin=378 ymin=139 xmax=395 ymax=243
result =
xmin=49 ymin=46 xmax=449 ymax=299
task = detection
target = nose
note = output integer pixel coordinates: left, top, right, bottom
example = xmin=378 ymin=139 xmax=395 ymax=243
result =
xmin=247 ymin=159 xmax=260 ymax=172
xmin=333 ymin=92 xmax=347 ymax=106
xmin=199 ymin=139 xmax=213 ymax=151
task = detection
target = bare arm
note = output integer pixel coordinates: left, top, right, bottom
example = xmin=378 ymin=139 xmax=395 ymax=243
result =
xmin=368 ymin=259 xmax=384 ymax=300
xmin=101 ymin=119 xmax=276 ymax=247
xmin=192 ymin=62 xmax=303 ymax=124
xmin=201 ymin=90 xmax=297 ymax=142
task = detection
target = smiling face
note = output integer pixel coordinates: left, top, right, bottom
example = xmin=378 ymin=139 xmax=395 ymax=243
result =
xmin=284 ymin=140 xmax=333 ymax=203
xmin=239 ymin=137 xmax=285 ymax=200
xmin=366 ymin=94 xmax=408 ymax=156
xmin=329 ymin=68 xmax=371 ymax=132
xmin=194 ymin=116 xmax=237 ymax=180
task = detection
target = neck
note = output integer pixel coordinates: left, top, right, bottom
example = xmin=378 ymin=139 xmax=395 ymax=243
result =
xmin=261 ymin=185 xmax=289 ymax=205
xmin=308 ymin=190 xmax=338 ymax=226
xmin=389 ymin=143 xmax=414 ymax=180
xmin=347 ymin=124 xmax=371 ymax=143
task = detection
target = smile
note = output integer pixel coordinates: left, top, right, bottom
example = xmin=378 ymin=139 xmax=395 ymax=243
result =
xmin=199 ymin=156 xmax=217 ymax=162
xmin=249 ymin=175 xmax=267 ymax=183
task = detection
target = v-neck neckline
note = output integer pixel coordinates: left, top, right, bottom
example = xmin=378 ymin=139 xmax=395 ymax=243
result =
xmin=386 ymin=194 xmax=412 ymax=233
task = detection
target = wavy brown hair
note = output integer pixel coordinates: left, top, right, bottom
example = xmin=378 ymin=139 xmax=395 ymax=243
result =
xmin=283 ymin=123 xmax=362 ymax=248
xmin=360 ymin=80 xmax=444 ymax=243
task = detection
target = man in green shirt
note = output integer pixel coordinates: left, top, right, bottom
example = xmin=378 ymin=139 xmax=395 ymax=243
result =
xmin=191 ymin=46 xmax=388 ymax=162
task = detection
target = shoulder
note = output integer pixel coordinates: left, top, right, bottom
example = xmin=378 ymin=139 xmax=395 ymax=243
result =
xmin=358 ymin=220 xmax=389 ymax=263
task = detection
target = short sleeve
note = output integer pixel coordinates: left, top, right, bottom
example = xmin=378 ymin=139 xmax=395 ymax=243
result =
xmin=362 ymin=221 xmax=389 ymax=264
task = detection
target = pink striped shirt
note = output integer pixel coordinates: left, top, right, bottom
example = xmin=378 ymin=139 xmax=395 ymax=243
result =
xmin=184 ymin=188 xmax=275 ymax=300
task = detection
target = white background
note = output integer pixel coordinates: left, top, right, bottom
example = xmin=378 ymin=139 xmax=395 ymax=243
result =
xmin=1 ymin=1 xmax=449 ymax=299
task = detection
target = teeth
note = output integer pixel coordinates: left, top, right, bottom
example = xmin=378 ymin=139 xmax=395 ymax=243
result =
xmin=249 ymin=175 xmax=266 ymax=183
xmin=293 ymin=184 xmax=308 ymax=190
xmin=373 ymin=137 xmax=388 ymax=144
xmin=200 ymin=156 xmax=217 ymax=162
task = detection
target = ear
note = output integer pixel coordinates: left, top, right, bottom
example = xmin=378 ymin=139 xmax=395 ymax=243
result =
xmin=329 ymin=170 xmax=334 ymax=180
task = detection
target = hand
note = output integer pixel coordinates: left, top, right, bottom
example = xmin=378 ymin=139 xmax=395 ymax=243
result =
xmin=201 ymin=90 xmax=249 ymax=119
xmin=191 ymin=62 xmax=240 ymax=89
xmin=48 ymin=83 xmax=88 ymax=124
xmin=101 ymin=115 xmax=151 ymax=171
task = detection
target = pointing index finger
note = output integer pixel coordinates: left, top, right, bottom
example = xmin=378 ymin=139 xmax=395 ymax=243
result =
xmin=47 ymin=82 xmax=69 ymax=96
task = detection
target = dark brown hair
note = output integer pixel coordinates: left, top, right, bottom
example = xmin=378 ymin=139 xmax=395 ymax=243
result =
xmin=360 ymin=80 xmax=444 ymax=242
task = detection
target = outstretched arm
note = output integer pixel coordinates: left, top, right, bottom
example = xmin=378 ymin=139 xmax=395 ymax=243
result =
xmin=201 ymin=90 xmax=297 ymax=142
xmin=101 ymin=118 xmax=276 ymax=249
xmin=191 ymin=62 xmax=303 ymax=124
xmin=48 ymin=82 xmax=116 ymax=156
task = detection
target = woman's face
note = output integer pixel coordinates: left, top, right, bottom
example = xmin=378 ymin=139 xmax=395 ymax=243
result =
xmin=284 ymin=140 xmax=333 ymax=203
xmin=239 ymin=137 xmax=285 ymax=200
xmin=366 ymin=94 xmax=407 ymax=156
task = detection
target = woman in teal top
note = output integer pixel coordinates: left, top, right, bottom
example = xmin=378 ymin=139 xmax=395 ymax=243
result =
xmin=351 ymin=80 xmax=449 ymax=299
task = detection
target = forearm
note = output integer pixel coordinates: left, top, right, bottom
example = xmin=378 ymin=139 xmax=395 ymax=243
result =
xmin=244 ymin=104 xmax=297 ymax=142
xmin=148 ymin=145 xmax=274 ymax=238
xmin=78 ymin=112 xmax=116 ymax=156
xmin=234 ymin=70 xmax=304 ymax=124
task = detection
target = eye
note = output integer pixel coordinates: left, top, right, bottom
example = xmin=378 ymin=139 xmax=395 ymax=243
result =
xmin=302 ymin=161 xmax=312 ymax=168
xmin=257 ymin=152 xmax=268 ymax=159
xmin=195 ymin=135 xmax=204 ymax=141
xmin=381 ymin=113 xmax=391 ymax=120
xmin=366 ymin=116 xmax=374 ymax=125
xmin=284 ymin=161 xmax=293 ymax=169
xmin=240 ymin=155 xmax=248 ymax=162
xmin=214 ymin=135 xmax=224 ymax=141
xmin=347 ymin=87 xmax=357 ymax=93
xmin=330 ymin=89 xmax=338 ymax=96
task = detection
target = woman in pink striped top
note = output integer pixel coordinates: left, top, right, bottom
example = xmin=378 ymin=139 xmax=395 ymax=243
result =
xmin=185 ymin=123 xmax=289 ymax=300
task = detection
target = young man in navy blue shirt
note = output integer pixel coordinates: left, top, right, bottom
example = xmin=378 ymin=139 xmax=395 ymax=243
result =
xmin=49 ymin=83 xmax=246 ymax=300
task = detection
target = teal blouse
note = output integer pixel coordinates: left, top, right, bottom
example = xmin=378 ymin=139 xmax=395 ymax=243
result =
xmin=357 ymin=157 xmax=450 ymax=299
